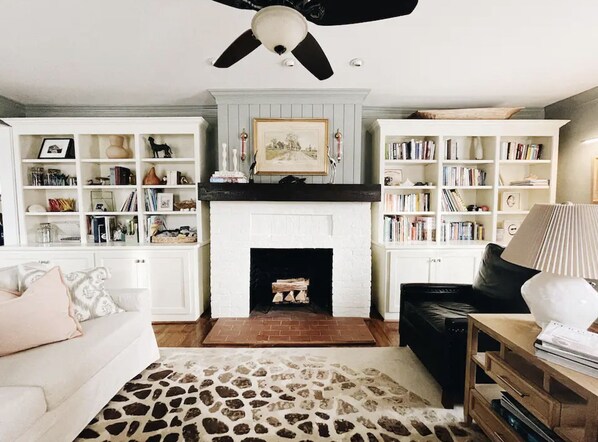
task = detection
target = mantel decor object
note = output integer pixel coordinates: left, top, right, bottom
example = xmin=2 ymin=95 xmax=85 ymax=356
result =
xmin=253 ymin=118 xmax=329 ymax=176
xmin=240 ymin=128 xmax=248 ymax=161
xmin=105 ymin=135 xmax=131 ymax=159
xmin=209 ymin=143 xmax=248 ymax=183
xmin=502 ymin=203 xmax=598 ymax=329
xmin=148 ymin=137 xmax=172 ymax=158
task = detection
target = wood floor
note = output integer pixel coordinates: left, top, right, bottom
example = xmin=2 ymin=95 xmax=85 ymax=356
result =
xmin=153 ymin=311 xmax=399 ymax=347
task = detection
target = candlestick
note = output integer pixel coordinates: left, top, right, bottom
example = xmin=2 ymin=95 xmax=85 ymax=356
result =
xmin=232 ymin=148 xmax=239 ymax=172
xmin=240 ymin=128 xmax=248 ymax=161
xmin=221 ymin=143 xmax=228 ymax=171
xmin=334 ymin=129 xmax=343 ymax=163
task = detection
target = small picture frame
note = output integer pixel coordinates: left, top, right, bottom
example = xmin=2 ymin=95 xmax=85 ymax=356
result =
xmin=38 ymin=138 xmax=75 ymax=159
xmin=157 ymin=193 xmax=174 ymax=212
xmin=384 ymin=169 xmax=403 ymax=186
xmin=500 ymin=191 xmax=521 ymax=211
xmin=503 ymin=219 xmax=521 ymax=243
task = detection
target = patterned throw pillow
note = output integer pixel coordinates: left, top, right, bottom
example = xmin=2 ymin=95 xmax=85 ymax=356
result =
xmin=18 ymin=264 xmax=124 ymax=322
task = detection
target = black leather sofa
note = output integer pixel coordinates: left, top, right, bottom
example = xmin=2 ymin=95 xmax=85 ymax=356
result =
xmin=399 ymin=243 xmax=538 ymax=408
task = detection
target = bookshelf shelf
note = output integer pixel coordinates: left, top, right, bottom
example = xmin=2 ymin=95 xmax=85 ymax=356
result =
xmin=443 ymin=186 xmax=492 ymax=190
xmin=441 ymin=211 xmax=493 ymax=216
xmin=498 ymin=185 xmax=550 ymax=190
xmin=443 ymin=160 xmax=494 ymax=165
xmin=384 ymin=160 xmax=436 ymax=165
xmin=25 ymin=212 xmax=79 ymax=216
xmin=142 ymin=185 xmax=195 ymax=189
xmin=141 ymin=158 xmax=195 ymax=163
xmin=144 ymin=211 xmax=196 ymax=216
xmin=84 ymin=212 xmax=137 ymax=216
xmin=384 ymin=211 xmax=434 ymax=216
xmin=83 ymin=185 xmax=137 ymax=190
xmin=23 ymin=186 xmax=77 ymax=190
xmin=384 ymin=185 xmax=436 ymax=190
xmin=80 ymin=159 xmax=136 ymax=164
xmin=22 ymin=159 xmax=76 ymax=164
xmin=499 ymin=160 xmax=551 ymax=164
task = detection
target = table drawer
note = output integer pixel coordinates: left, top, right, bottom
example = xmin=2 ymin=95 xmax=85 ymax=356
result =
xmin=470 ymin=389 xmax=524 ymax=442
xmin=486 ymin=351 xmax=559 ymax=427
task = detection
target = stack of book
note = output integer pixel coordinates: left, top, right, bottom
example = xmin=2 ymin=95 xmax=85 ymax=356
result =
xmin=91 ymin=216 xmax=116 ymax=243
xmin=109 ymin=166 xmax=131 ymax=185
xmin=445 ymin=139 xmax=459 ymax=160
xmin=383 ymin=215 xmax=435 ymax=242
xmin=441 ymin=189 xmax=467 ymax=212
xmin=120 ymin=191 xmax=137 ymax=212
xmin=510 ymin=179 xmax=549 ymax=186
xmin=491 ymin=392 xmax=562 ymax=442
xmin=166 ymin=171 xmax=181 ymax=186
xmin=501 ymin=142 xmax=543 ymax=160
xmin=443 ymin=166 xmax=487 ymax=186
xmin=535 ymin=321 xmax=598 ymax=378
xmin=384 ymin=192 xmax=430 ymax=213
xmin=386 ymin=140 xmax=436 ymax=160
xmin=209 ymin=171 xmax=248 ymax=183
xmin=440 ymin=220 xmax=484 ymax=241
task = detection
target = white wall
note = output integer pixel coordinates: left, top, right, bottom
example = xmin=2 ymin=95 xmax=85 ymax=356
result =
xmin=545 ymin=86 xmax=598 ymax=203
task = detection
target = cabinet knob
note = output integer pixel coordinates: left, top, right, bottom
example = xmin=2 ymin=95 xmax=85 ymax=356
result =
xmin=135 ymin=259 xmax=140 ymax=263
xmin=437 ymin=258 xmax=442 ymax=263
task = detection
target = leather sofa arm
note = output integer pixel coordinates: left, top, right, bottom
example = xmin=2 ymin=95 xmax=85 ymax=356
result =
xmin=400 ymin=283 xmax=473 ymax=317
xmin=444 ymin=317 xmax=469 ymax=336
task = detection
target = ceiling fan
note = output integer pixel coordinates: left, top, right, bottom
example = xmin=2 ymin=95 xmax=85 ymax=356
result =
xmin=211 ymin=0 xmax=419 ymax=80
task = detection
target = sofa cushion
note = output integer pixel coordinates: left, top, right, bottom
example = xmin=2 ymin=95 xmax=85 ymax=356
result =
xmin=0 ymin=386 xmax=46 ymax=442
xmin=0 ymin=311 xmax=145 ymax=409
xmin=473 ymin=243 xmax=538 ymax=312
xmin=403 ymin=300 xmax=480 ymax=334
xmin=0 ymin=267 xmax=82 ymax=357
xmin=0 ymin=266 xmax=19 ymax=293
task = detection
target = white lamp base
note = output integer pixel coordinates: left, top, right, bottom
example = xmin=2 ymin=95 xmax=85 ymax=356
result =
xmin=521 ymin=272 xmax=598 ymax=329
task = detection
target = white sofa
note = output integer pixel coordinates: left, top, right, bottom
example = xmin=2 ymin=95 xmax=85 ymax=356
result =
xmin=0 ymin=288 xmax=159 ymax=442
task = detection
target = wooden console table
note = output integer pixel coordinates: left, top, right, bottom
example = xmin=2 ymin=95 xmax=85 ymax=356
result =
xmin=465 ymin=314 xmax=598 ymax=442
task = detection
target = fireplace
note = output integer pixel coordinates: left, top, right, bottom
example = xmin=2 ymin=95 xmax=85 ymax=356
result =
xmin=250 ymin=248 xmax=333 ymax=314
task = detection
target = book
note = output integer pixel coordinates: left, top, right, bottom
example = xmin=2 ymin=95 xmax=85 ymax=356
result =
xmin=536 ymin=321 xmax=598 ymax=361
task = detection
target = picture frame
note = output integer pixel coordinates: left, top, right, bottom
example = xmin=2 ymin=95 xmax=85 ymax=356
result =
xmin=157 ymin=193 xmax=174 ymax=212
xmin=38 ymin=138 xmax=75 ymax=159
xmin=593 ymin=158 xmax=598 ymax=204
xmin=90 ymin=190 xmax=114 ymax=213
xmin=253 ymin=118 xmax=329 ymax=176
xmin=503 ymin=219 xmax=521 ymax=243
xmin=500 ymin=191 xmax=521 ymax=211
xmin=384 ymin=169 xmax=403 ymax=186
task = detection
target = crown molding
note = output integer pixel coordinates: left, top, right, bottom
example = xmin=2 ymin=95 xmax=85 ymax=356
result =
xmin=209 ymin=88 xmax=370 ymax=105
xmin=0 ymin=95 xmax=26 ymax=117
xmin=23 ymin=104 xmax=218 ymax=120
xmin=363 ymin=106 xmax=545 ymax=120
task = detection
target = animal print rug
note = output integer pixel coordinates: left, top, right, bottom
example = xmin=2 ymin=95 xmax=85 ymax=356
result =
xmin=76 ymin=347 xmax=486 ymax=441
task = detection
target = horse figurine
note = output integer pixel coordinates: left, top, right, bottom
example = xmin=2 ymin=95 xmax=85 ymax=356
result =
xmin=148 ymin=137 xmax=172 ymax=158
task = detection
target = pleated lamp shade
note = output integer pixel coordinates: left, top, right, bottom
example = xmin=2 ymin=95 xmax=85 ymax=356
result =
xmin=502 ymin=203 xmax=598 ymax=279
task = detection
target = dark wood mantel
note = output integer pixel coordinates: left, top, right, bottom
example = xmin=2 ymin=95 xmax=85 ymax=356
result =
xmin=198 ymin=183 xmax=381 ymax=202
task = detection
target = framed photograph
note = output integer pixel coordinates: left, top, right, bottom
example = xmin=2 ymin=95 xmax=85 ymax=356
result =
xmin=503 ymin=219 xmax=521 ymax=243
xmin=90 ymin=191 xmax=114 ymax=213
xmin=384 ymin=169 xmax=403 ymax=186
xmin=38 ymin=138 xmax=75 ymax=159
xmin=593 ymin=158 xmax=598 ymax=204
xmin=500 ymin=191 xmax=521 ymax=211
xmin=157 ymin=193 xmax=174 ymax=212
xmin=253 ymin=118 xmax=329 ymax=175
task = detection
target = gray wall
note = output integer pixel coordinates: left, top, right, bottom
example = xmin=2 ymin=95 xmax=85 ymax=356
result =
xmin=545 ymin=86 xmax=598 ymax=203
xmin=211 ymin=89 xmax=369 ymax=184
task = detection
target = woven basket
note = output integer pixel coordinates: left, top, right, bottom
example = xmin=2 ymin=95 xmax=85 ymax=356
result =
xmin=410 ymin=107 xmax=523 ymax=120
xmin=151 ymin=236 xmax=197 ymax=244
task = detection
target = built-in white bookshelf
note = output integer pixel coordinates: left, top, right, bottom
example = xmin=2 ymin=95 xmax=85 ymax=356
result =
xmin=369 ymin=119 xmax=568 ymax=247
xmin=10 ymin=118 xmax=209 ymax=246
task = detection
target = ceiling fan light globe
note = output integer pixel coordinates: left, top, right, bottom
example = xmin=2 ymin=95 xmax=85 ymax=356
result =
xmin=251 ymin=6 xmax=308 ymax=54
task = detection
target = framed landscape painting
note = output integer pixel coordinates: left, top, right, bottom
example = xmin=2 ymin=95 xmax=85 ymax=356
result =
xmin=253 ymin=118 xmax=329 ymax=175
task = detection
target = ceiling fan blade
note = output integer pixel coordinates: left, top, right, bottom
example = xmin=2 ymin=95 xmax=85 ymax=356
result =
xmin=210 ymin=0 xmax=261 ymax=13
xmin=291 ymin=32 xmax=333 ymax=81
xmin=304 ymin=0 xmax=419 ymax=26
xmin=213 ymin=29 xmax=261 ymax=68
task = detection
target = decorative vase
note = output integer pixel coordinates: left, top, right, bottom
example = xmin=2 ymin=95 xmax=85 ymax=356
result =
xmin=473 ymin=137 xmax=484 ymax=160
xmin=106 ymin=135 xmax=130 ymax=159
xmin=521 ymin=272 xmax=598 ymax=329
xmin=143 ymin=167 xmax=161 ymax=185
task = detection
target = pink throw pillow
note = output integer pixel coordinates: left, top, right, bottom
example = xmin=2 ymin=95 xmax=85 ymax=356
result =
xmin=0 ymin=267 xmax=82 ymax=356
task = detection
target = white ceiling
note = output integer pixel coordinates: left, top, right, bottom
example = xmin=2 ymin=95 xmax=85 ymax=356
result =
xmin=1 ymin=0 xmax=597 ymax=108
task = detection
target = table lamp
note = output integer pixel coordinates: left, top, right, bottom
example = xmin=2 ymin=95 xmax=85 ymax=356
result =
xmin=501 ymin=203 xmax=598 ymax=329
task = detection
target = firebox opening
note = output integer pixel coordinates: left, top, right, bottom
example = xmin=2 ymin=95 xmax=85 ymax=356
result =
xmin=250 ymin=248 xmax=333 ymax=314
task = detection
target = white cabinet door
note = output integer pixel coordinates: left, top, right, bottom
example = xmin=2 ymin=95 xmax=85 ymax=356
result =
xmin=140 ymin=250 xmax=191 ymax=317
xmin=388 ymin=251 xmax=432 ymax=313
xmin=432 ymin=250 xmax=481 ymax=284
xmin=95 ymin=252 xmax=142 ymax=290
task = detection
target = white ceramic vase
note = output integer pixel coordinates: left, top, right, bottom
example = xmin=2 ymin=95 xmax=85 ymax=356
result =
xmin=521 ymin=272 xmax=598 ymax=329
xmin=106 ymin=135 xmax=130 ymax=159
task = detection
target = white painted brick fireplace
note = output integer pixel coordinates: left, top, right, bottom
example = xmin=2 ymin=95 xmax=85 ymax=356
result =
xmin=210 ymin=201 xmax=372 ymax=318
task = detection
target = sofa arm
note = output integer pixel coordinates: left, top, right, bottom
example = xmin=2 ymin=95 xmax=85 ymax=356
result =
xmin=109 ymin=288 xmax=151 ymax=313
xmin=400 ymin=283 xmax=473 ymax=316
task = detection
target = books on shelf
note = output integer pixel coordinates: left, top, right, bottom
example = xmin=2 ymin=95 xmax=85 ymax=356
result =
xmin=443 ymin=166 xmax=487 ymax=186
xmin=534 ymin=321 xmax=598 ymax=378
xmin=501 ymin=142 xmax=543 ymax=160
xmin=119 ymin=191 xmax=138 ymax=212
xmin=146 ymin=215 xmax=166 ymax=241
xmin=383 ymin=215 xmax=435 ymax=242
xmin=445 ymin=138 xmax=459 ymax=160
xmin=384 ymin=192 xmax=430 ymax=213
xmin=145 ymin=188 xmax=162 ymax=212
xmin=209 ymin=171 xmax=248 ymax=183
xmin=509 ymin=179 xmax=549 ymax=186
xmin=386 ymin=140 xmax=435 ymax=160
xmin=108 ymin=166 xmax=131 ymax=185
xmin=91 ymin=216 xmax=116 ymax=243
xmin=441 ymin=189 xmax=467 ymax=212
xmin=440 ymin=220 xmax=484 ymax=241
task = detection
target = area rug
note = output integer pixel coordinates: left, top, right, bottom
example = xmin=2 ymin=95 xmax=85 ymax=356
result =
xmin=76 ymin=347 xmax=486 ymax=441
